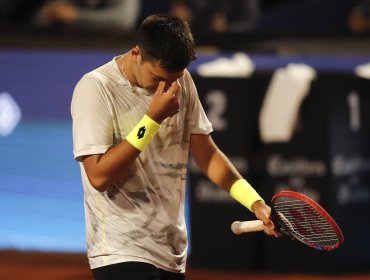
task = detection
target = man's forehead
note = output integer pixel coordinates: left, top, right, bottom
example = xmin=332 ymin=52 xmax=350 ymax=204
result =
xmin=150 ymin=61 xmax=184 ymax=80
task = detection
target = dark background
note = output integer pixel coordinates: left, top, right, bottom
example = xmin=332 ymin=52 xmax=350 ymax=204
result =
xmin=1 ymin=0 xmax=370 ymax=277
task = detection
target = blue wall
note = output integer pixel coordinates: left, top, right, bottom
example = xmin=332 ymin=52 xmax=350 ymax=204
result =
xmin=0 ymin=49 xmax=115 ymax=252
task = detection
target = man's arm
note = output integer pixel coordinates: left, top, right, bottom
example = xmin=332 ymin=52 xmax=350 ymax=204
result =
xmin=82 ymin=81 xmax=180 ymax=192
xmin=190 ymin=134 xmax=241 ymax=192
xmin=81 ymin=143 xmax=140 ymax=192
xmin=190 ymin=133 xmax=279 ymax=236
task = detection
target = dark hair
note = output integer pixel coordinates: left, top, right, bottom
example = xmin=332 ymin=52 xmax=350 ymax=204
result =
xmin=136 ymin=14 xmax=196 ymax=72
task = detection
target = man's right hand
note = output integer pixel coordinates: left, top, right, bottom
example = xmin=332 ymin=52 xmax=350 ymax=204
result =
xmin=147 ymin=81 xmax=181 ymax=123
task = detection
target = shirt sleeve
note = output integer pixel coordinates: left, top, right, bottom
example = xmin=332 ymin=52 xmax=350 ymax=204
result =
xmin=71 ymin=73 xmax=113 ymax=161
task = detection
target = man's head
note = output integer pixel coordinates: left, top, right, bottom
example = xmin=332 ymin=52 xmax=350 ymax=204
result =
xmin=136 ymin=14 xmax=196 ymax=72
xmin=128 ymin=14 xmax=196 ymax=93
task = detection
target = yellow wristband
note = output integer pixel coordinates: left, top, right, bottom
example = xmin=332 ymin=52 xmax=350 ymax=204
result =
xmin=230 ymin=179 xmax=264 ymax=212
xmin=126 ymin=115 xmax=160 ymax=152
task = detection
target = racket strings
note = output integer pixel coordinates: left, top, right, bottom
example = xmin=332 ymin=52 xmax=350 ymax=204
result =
xmin=274 ymin=199 xmax=339 ymax=249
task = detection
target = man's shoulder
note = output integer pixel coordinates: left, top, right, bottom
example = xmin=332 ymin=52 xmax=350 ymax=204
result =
xmin=83 ymin=59 xmax=120 ymax=85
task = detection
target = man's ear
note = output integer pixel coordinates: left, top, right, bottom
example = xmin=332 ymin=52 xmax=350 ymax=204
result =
xmin=131 ymin=46 xmax=141 ymax=63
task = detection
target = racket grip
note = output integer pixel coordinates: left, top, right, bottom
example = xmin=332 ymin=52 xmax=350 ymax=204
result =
xmin=231 ymin=220 xmax=264 ymax=234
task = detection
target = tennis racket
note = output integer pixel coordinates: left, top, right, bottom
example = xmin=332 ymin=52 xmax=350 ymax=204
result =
xmin=231 ymin=191 xmax=344 ymax=251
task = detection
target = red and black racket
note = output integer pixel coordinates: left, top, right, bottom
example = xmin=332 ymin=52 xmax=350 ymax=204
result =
xmin=231 ymin=191 xmax=344 ymax=251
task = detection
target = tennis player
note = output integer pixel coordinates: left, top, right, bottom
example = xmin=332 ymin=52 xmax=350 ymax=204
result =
xmin=71 ymin=14 xmax=278 ymax=280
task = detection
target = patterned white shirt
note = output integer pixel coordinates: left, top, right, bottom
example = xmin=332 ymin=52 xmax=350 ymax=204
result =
xmin=71 ymin=56 xmax=212 ymax=273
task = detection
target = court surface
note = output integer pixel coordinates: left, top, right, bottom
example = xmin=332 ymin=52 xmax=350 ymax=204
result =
xmin=0 ymin=251 xmax=369 ymax=280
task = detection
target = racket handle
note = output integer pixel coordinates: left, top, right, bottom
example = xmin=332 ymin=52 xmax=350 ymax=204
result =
xmin=231 ymin=220 xmax=264 ymax=234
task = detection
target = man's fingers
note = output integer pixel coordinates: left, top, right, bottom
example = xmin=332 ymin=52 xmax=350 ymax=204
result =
xmin=257 ymin=212 xmax=273 ymax=229
xmin=165 ymin=82 xmax=179 ymax=97
xmin=156 ymin=81 xmax=166 ymax=96
xmin=262 ymin=221 xmax=282 ymax=238
xmin=264 ymin=220 xmax=274 ymax=230
xmin=260 ymin=214 xmax=279 ymax=236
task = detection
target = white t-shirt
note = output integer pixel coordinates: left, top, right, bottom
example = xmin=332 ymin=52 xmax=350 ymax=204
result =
xmin=71 ymin=56 xmax=213 ymax=273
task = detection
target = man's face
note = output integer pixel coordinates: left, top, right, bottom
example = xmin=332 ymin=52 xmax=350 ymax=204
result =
xmin=134 ymin=59 xmax=184 ymax=93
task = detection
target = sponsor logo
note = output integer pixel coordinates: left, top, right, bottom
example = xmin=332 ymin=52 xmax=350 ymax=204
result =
xmin=332 ymin=154 xmax=370 ymax=205
xmin=267 ymin=154 xmax=326 ymax=177
xmin=137 ymin=126 xmax=146 ymax=139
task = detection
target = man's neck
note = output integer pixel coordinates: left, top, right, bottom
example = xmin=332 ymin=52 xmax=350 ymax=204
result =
xmin=118 ymin=53 xmax=138 ymax=87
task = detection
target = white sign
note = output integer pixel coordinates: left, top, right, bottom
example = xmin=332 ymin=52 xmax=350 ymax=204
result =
xmin=0 ymin=92 xmax=22 ymax=136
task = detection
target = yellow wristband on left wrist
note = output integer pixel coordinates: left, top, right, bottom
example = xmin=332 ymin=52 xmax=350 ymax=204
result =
xmin=230 ymin=179 xmax=264 ymax=212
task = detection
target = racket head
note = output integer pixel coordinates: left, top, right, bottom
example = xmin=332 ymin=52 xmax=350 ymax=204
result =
xmin=270 ymin=191 xmax=344 ymax=251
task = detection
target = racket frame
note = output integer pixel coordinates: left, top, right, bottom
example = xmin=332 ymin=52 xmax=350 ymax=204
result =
xmin=271 ymin=191 xmax=344 ymax=251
